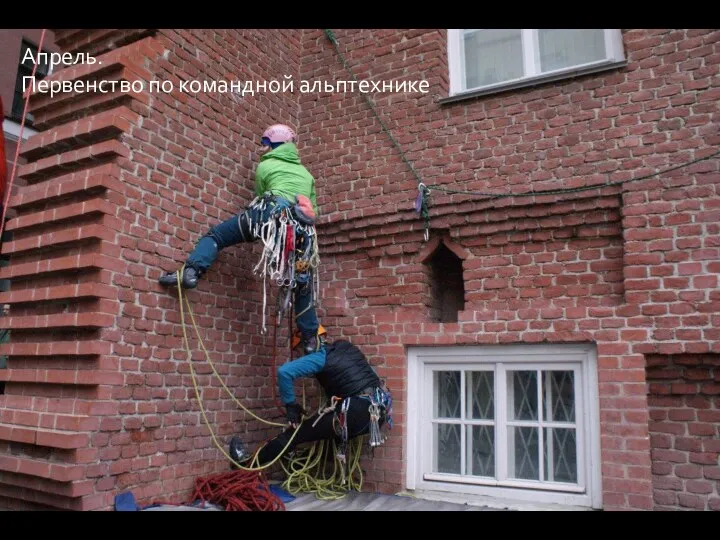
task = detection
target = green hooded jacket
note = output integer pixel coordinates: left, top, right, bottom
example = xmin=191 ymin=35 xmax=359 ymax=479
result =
xmin=254 ymin=143 xmax=318 ymax=214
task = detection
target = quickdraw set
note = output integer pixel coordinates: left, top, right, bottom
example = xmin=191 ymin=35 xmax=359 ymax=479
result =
xmin=246 ymin=194 xmax=321 ymax=334
xmin=328 ymin=385 xmax=393 ymax=465
xmin=366 ymin=385 xmax=392 ymax=448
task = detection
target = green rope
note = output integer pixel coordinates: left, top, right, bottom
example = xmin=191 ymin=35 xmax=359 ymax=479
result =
xmin=324 ymin=29 xmax=432 ymax=239
xmin=323 ymin=29 xmax=720 ymax=241
xmin=324 ymin=30 xmax=424 ymax=186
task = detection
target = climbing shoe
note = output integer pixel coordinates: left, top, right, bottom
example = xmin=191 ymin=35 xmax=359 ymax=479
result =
xmin=158 ymin=266 xmax=200 ymax=289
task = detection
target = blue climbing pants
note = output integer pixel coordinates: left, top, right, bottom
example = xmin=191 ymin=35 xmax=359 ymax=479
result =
xmin=185 ymin=196 xmax=319 ymax=340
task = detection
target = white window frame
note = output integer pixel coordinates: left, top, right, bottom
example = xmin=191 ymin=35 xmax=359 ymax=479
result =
xmin=5 ymin=39 xmax=56 ymax=135
xmin=445 ymin=29 xmax=626 ymax=102
xmin=3 ymin=118 xmax=38 ymax=142
xmin=406 ymin=344 xmax=602 ymax=509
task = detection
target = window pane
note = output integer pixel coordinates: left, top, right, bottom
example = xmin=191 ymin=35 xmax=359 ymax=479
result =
xmin=20 ymin=44 xmax=36 ymax=69
xmin=12 ymin=80 xmax=26 ymax=120
xmin=544 ymin=427 xmax=578 ymax=484
xmin=20 ymin=43 xmax=49 ymax=75
xmin=538 ymin=29 xmax=606 ymax=73
xmin=542 ymin=370 xmax=575 ymax=422
xmin=509 ymin=426 xmax=539 ymax=480
xmin=12 ymin=41 xmax=50 ymax=124
xmin=468 ymin=425 xmax=495 ymax=477
xmin=434 ymin=423 xmax=461 ymax=474
xmin=463 ymin=29 xmax=523 ymax=89
xmin=509 ymin=370 xmax=538 ymax=421
xmin=467 ymin=371 xmax=494 ymax=420
xmin=434 ymin=370 xmax=461 ymax=418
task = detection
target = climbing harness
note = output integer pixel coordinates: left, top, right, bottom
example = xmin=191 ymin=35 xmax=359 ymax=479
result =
xmin=246 ymin=193 xmax=321 ymax=335
xmin=307 ymin=383 xmax=393 ymax=471
xmin=311 ymin=395 xmax=342 ymax=428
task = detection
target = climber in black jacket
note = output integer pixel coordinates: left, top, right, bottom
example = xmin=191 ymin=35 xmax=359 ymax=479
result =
xmin=229 ymin=334 xmax=393 ymax=467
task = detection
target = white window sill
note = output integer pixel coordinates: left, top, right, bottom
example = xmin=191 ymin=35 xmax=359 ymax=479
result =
xmin=403 ymin=488 xmax=597 ymax=511
xmin=410 ymin=477 xmax=598 ymax=509
xmin=439 ymin=59 xmax=627 ymax=104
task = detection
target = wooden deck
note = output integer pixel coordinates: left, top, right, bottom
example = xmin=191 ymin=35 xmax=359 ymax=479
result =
xmin=284 ymin=490 xmax=510 ymax=511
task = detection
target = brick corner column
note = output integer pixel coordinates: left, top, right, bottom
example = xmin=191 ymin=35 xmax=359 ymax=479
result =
xmin=0 ymin=29 xmax=161 ymax=511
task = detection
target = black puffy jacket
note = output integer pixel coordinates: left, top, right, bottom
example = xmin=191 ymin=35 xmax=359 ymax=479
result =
xmin=315 ymin=340 xmax=380 ymax=399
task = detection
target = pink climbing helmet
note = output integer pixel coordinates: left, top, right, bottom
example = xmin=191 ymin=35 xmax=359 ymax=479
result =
xmin=262 ymin=123 xmax=297 ymax=144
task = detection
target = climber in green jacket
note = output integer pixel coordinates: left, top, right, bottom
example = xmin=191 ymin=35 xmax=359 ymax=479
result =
xmin=254 ymin=142 xmax=317 ymax=211
xmin=158 ymin=124 xmax=323 ymax=353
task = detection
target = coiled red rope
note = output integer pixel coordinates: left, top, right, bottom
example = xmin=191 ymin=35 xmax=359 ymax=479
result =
xmin=190 ymin=469 xmax=285 ymax=511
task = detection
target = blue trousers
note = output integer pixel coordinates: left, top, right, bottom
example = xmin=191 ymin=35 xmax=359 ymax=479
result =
xmin=185 ymin=197 xmax=319 ymax=340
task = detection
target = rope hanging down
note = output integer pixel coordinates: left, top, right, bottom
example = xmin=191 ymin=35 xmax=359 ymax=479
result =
xmin=323 ymin=30 xmax=720 ymax=242
xmin=324 ymin=30 xmax=425 ymax=188
xmin=175 ymin=266 xmax=367 ymax=501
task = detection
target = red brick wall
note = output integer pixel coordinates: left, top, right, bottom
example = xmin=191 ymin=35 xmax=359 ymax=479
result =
xmin=0 ymin=28 xmax=717 ymax=512
xmin=647 ymin=354 xmax=720 ymax=510
xmin=299 ymin=29 xmax=719 ymax=509
xmin=104 ymin=28 xmax=304 ymax=504
xmin=0 ymin=29 xmax=304 ymax=510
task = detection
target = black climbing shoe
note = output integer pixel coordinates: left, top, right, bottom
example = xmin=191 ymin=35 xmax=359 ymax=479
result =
xmin=229 ymin=436 xmax=249 ymax=468
xmin=158 ymin=267 xmax=200 ymax=289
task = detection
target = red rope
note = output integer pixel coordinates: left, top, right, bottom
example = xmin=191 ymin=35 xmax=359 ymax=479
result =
xmin=270 ymin=312 xmax=288 ymax=416
xmin=190 ymin=469 xmax=285 ymax=511
xmin=287 ymin=295 xmax=293 ymax=359
xmin=0 ymin=29 xmax=47 ymax=241
xmin=269 ymin=246 xmax=296 ymax=416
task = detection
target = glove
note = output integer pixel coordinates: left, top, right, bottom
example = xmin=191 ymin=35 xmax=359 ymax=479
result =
xmin=285 ymin=402 xmax=305 ymax=426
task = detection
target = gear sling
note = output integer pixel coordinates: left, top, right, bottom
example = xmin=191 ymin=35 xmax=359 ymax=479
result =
xmin=171 ymin=191 xmax=322 ymax=343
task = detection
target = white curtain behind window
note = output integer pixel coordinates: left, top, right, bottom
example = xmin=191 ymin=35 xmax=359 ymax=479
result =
xmin=463 ymin=29 xmax=523 ymax=89
xmin=538 ymin=29 xmax=606 ymax=73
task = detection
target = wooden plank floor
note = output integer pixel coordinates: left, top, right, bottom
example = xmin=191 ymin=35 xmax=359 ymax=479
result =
xmin=284 ymin=490 xmax=510 ymax=511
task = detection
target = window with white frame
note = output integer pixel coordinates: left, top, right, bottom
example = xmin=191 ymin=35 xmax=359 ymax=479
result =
xmin=446 ymin=29 xmax=626 ymax=99
xmin=406 ymin=344 xmax=601 ymax=508
xmin=11 ymin=39 xmax=51 ymax=125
